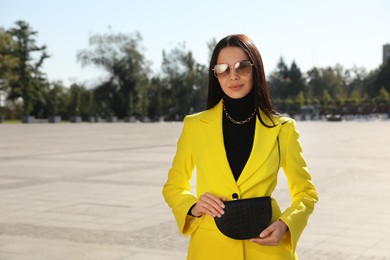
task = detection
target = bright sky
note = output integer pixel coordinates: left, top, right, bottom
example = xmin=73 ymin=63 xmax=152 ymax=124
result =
xmin=1 ymin=0 xmax=389 ymax=87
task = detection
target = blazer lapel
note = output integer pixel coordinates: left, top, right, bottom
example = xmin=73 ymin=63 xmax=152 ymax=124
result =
xmin=237 ymin=112 xmax=282 ymax=186
xmin=198 ymin=102 xmax=283 ymax=188
xmin=198 ymin=101 xmax=238 ymax=187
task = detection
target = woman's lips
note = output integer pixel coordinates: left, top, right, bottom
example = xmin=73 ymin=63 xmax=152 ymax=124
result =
xmin=230 ymin=85 xmax=242 ymax=91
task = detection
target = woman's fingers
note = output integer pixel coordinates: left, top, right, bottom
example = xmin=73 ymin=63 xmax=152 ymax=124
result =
xmin=202 ymin=193 xmax=225 ymax=210
xmin=249 ymin=220 xmax=288 ymax=246
xmin=200 ymin=193 xmax=225 ymax=217
xmin=193 ymin=192 xmax=225 ymax=218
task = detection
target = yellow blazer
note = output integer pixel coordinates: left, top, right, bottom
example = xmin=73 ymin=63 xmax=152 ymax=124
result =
xmin=162 ymin=100 xmax=318 ymax=260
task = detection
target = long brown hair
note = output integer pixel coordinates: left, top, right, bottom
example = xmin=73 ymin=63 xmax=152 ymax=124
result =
xmin=207 ymin=34 xmax=280 ymax=127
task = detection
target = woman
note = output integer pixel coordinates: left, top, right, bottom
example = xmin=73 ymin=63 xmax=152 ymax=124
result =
xmin=162 ymin=34 xmax=318 ymax=259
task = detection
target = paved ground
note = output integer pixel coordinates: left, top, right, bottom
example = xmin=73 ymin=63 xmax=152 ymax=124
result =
xmin=0 ymin=120 xmax=389 ymax=260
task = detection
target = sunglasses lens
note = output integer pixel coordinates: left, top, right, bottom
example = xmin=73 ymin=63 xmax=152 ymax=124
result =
xmin=214 ymin=64 xmax=229 ymax=78
xmin=213 ymin=60 xmax=252 ymax=78
xmin=236 ymin=61 xmax=252 ymax=76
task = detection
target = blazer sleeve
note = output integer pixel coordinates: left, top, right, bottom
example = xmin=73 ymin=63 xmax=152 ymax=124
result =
xmin=278 ymin=119 xmax=319 ymax=252
xmin=162 ymin=116 xmax=201 ymax=236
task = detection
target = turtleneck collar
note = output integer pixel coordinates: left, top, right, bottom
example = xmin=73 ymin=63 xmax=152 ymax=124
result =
xmin=223 ymin=91 xmax=255 ymax=120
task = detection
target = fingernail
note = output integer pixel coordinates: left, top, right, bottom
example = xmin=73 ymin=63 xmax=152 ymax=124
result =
xmin=221 ymin=204 xmax=225 ymax=208
xmin=221 ymin=210 xmax=225 ymax=215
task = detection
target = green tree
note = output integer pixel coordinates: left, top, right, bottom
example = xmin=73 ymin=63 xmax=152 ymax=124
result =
xmin=307 ymin=66 xmax=346 ymax=100
xmin=343 ymin=66 xmax=367 ymax=98
xmin=191 ymin=63 xmax=208 ymax=112
xmin=148 ymin=76 xmax=163 ymax=120
xmin=68 ymin=83 xmax=83 ymax=117
xmin=0 ymin=28 xmax=18 ymax=100
xmin=47 ymin=82 xmax=60 ymax=116
xmin=268 ymin=58 xmax=305 ymax=100
xmin=268 ymin=57 xmax=289 ymax=99
xmin=77 ymin=30 xmax=150 ymax=118
xmin=31 ymin=79 xmax=49 ymax=118
xmin=321 ymin=89 xmax=334 ymax=114
xmin=293 ymin=91 xmax=305 ymax=114
xmin=288 ymin=61 xmax=306 ymax=97
xmin=375 ymin=87 xmax=390 ymax=113
xmin=81 ymin=89 xmax=96 ymax=119
xmin=161 ymin=43 xmax=204 ymax=120
xmin=207 ymin=38 xmax=217 ymax=61
xmin=366 ymin=59 xmax=390 ymax=98
xmin=6 ymin=20 xmax=49 ymax=117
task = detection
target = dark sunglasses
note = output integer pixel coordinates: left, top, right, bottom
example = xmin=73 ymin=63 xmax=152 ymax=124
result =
xmin=213 ymin=60 xmax=253 ymax=78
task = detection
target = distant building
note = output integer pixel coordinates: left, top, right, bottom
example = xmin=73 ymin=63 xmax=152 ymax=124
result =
xmin=384 ymin=44 xmax=390 ymax=64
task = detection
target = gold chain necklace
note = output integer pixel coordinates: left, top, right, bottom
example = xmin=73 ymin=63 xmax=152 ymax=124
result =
xmin=222 ymin=100 xmax=256 ymax=125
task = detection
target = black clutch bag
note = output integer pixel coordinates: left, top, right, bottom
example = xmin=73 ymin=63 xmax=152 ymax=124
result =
xmin=214 ymin=194 xmax=272 ymax=240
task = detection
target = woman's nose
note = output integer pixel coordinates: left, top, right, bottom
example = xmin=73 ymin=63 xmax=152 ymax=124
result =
xmin=229 ymin=68 xmax=238 ymax=80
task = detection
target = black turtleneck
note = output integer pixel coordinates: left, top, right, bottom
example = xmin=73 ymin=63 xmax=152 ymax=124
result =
xmin=223 ymin=92 xmax=256 ymax=181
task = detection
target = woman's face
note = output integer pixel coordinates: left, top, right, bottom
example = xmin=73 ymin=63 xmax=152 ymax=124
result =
xmin=215 ymin=46 xmax=253 ymax=99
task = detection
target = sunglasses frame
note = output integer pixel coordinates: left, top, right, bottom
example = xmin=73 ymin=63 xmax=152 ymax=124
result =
xmin=213 ymin=60 xmax=253 ymax=79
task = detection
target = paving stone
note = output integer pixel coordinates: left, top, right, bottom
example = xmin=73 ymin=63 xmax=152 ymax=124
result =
xmin=0 ymin=121 xmax=389 ymax=259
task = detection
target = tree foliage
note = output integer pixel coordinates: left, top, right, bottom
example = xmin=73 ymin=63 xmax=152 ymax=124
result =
xmin=269 ymin=58 xmax=305 ymax=99
xmin=160 ymin=43 xmax=207 ymax=120
xmin=77 ymin=30 xmax=149 ymax=118
xmin=0 ymin=20 xmax=389 ymax=121
xmin=2 ymin=20 xmax=49 ymax=116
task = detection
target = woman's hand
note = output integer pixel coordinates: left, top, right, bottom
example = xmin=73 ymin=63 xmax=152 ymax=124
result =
xmin=191 ymin=192 xmax=226 ymax=218
xmin=249 ymin=220 xmax=288 ymax=246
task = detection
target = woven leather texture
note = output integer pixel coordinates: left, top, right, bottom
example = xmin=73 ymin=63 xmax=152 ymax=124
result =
xmin=214 ymin=196 xmax=272 ymax=240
